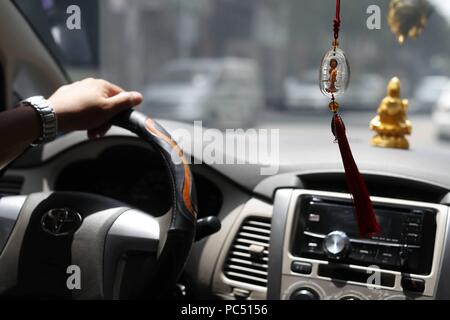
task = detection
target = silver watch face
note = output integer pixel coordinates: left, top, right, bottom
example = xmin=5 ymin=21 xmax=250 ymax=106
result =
xmin=25 ymin=96 xmax=46 ymax=104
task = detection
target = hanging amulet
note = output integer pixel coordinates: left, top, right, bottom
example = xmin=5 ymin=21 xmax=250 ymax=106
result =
xmin=319 ymin=48 xmax=350 ymax=98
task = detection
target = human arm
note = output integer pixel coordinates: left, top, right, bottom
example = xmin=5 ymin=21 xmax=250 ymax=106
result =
xmin=0 ymin=78 xmax=143 ymax=168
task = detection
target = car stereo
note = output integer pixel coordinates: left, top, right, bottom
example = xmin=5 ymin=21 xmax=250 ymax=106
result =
xmin=291 ymin=195 xmax=437 ymax=275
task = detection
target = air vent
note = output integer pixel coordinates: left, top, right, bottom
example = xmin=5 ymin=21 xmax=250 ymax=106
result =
xmin=224 ymin=217 xmax=271 ymax=287
xmin=0 ymin=176 xmax=24 ymax=196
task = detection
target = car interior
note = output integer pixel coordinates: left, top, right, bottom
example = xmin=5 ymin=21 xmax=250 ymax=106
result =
xmin=1 ymin=0 xmax=450 ymax=301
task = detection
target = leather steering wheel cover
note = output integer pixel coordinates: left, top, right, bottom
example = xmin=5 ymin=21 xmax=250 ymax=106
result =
xmin=145 ymin=118 xmax=196 ymax=218
xmin=113 ymin=111 xmax=197 ymax=227
xmin=113 ymin=111 xmax=197 ymax=295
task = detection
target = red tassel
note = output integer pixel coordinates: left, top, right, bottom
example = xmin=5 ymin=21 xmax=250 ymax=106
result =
xmin=332 ymin=113 xmax=381 ymax=237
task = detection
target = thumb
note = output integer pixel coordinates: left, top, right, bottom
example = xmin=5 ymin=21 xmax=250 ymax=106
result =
xmin=106 ymin=91 xmax=143 ymax=111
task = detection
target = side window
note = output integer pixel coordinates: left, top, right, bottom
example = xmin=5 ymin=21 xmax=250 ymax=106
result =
xmin=12 ymin=64 xmax=56 ymax=106
xmin=13 ymin=65 xmax=42 ymax=102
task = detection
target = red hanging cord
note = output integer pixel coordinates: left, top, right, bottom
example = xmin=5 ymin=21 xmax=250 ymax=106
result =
xmin=330 ymin=0 xmax=381 ymax=237
xmin=334 ymin=0 xmax=341 ymax=40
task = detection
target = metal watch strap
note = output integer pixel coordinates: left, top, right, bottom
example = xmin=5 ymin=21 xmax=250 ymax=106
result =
xmin=23 ymin=96 xmax=58 ymax=146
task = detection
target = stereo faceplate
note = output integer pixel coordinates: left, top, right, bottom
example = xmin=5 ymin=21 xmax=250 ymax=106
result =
xmin=291 ymin=195 xmax=437 ymax=275
xmin=278 ymin=190 xmax=449 ymax=299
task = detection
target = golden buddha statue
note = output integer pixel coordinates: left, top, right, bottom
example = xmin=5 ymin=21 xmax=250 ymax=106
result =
xmin=370 ymin=77 xmax=412 ymax=149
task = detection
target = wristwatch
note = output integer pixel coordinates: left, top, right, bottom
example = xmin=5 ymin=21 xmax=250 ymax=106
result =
xmin=21 ymin=96 xmax=58 ymax=146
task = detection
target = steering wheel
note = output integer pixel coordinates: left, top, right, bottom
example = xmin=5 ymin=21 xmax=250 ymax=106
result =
xmin=0 ymin=110 xmax=197 ymax=299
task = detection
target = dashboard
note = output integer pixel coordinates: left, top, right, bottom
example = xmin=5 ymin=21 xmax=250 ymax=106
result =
xmin=2 ymin=123 xmax=450 ymax=300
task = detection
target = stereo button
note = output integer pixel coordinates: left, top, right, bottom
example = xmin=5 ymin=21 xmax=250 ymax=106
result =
xmin=360 ymin=253 xmax=375 ymax=264
xmin=308 ymin=213 xmax=320 ymax=222
xmin=291 ymin=261 xmax=312 ymax=275
xmin=404 ymin=224 xmax=421 ymax=233
xmin=406 ymin=216 xmax=422 ymax=225
xmin=404 ymin=233 xmax=421 ymax=244
xmin=304 ymin=237 xmax=323 ymax=254
xmin=350 ymin=244 xmax=377 ymax=263
xmin=401 ymin=277 xmax=425 ymax=293
xmin=375 ymin=247 xmax=400 ymax=267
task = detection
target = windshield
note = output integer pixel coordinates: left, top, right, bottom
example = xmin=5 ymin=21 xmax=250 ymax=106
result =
xmin=152 ymin=66 xmax=215 ymax=86
xmin=13 ymin=0 xmax=450 ymax=148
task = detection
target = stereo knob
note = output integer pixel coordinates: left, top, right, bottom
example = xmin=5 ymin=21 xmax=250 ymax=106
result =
xmin=323 ymin=231 xmax=351 ymax=260
xmin=289 ymin=288 xmax=320 ymax=300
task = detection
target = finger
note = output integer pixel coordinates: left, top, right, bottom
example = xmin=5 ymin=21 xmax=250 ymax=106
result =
xmin=88 ymin=122 xmax=112 ymax=140
xmin=106 ymin=91 xmax=143 ymax=111
xmin=101 ymin=80 xmax=124 ymax=97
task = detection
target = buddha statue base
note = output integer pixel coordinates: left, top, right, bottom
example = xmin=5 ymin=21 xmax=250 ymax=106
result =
xmin=371 ymin=134 xmax=409 ymax=149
